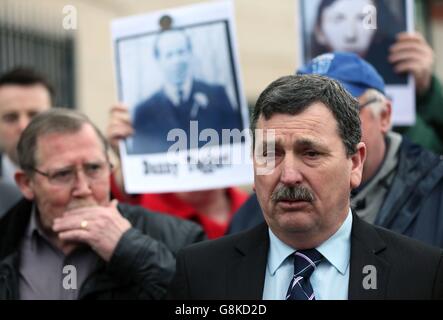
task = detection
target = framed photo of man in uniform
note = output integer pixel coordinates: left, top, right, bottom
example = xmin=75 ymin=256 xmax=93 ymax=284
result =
xmin=112 ymin=1 xmax=252 ymax=193
xmin=297 ymin=0 xmax=416 ymax=125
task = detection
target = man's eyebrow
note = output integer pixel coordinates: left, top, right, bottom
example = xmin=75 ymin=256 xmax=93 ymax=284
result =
xmin=47 ymin=164 xmax=73 ymax=172
xmin=258 ymin=137 xmax=328 ymax=151
xmin=294 ymin=138 xmax=326 ymax=150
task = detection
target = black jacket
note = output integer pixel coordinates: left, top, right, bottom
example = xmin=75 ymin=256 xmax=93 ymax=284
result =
xmin=0 ymin=153 xmax=23 ymax=218
xmin=228 ymin=139 xmax=443 ymax=247
xmin=0 ymin=199 xmax=205 ymax=300
xmin=374 ymin=138 xmax=443 ymax=246
xmin=169 ymin=214 xmax=443 ymax=299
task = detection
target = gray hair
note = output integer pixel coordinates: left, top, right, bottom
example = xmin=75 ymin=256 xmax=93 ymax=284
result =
xmin=17 ymin=108 xmax=109 ymax=172
xmin=251 ymin=74 xmax=361 ymax=156
xmin=363 ymin=89 xmax=388 ymax=115
xmin=361 ymin=89 xmax=392 ymax=132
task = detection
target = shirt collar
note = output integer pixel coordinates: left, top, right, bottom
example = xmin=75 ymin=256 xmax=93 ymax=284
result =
xmin=267 ymin=209 xmax=352 ymax=276
xmin=267 ymin=228 xmax=294 ymax=276
xmin=316 ymin=210 xmax=352 ymax=275
xmin=25 ymin=205 xmax=53 ymax=245
xmin=26 ymin=205 xmax=40 ymax=238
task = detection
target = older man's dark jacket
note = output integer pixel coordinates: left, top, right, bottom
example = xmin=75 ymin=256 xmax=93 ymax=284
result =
xmin=227 ymin=138 xmax=443 ymax=248
xmin=0 ymin=199 xmax=205 ymax=300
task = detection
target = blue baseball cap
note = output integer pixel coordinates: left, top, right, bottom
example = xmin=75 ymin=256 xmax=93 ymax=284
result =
xmin=297 ymin=52 xmax=385 ymax=98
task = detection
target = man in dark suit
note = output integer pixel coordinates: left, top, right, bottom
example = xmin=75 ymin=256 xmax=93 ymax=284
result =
xmin=168 ymin=74 xmax=443 ymax=300
xmin=228 ymin=53 xmax=443 ymax=249
xmin=130 ymin=28 xmax=243 ymax=154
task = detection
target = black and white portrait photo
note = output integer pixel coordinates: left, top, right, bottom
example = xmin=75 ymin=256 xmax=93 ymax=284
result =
xmin=298 ymin=0 xmax=416 ymax=125
xmin=115 ymin=20 xmax=244 ymax=155
xmin=112 ymin=1 xmax=252 ymax=193
xmin=300 ymin=0 xmax=409 ymax=85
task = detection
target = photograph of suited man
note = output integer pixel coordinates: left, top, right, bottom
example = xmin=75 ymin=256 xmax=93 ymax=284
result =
xmin=168 ymin=75 xmax=443 ymax=300
xmin=130 ymin=28 xmax=243 ymax=154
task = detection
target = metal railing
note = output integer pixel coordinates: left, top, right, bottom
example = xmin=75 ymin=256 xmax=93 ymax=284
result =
xmin=0 ymin=0 xmax=75 ymax=108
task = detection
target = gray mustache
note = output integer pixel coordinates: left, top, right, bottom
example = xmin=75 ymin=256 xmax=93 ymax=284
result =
xmin=271 ymin=185 xmax=315 ymax=203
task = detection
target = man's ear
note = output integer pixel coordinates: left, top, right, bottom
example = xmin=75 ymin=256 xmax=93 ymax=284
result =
xmin=350 ymin=142 xmax=366 ymax=190
xmin=15 ymin=171 xmax=35 ymax=200
xmin=379 ymin=101 xmax=392 ymax=134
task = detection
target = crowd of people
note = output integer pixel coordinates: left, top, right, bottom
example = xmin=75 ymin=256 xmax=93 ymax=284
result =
xmin=1 ymin=16 xmax=443 ymax=299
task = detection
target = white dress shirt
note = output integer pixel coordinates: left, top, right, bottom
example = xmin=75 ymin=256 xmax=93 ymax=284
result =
xmin=263 ymin=209 xmax=352 ymax=300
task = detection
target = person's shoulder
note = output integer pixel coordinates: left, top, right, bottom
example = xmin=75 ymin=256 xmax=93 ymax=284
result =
xmin=399 ymin=137 xmax=443 ymax=176
xmin=227 ymin=193 xmax=264 ymax=235
xmin=352 ymin=216 xmax=443 ymax=296
xmin=0 ymin=181 xmax=22 ymax=215
xmin=0 ymin=198 xmax=32 ymax=224
xmin=235 ymin=192 xmax=260 ymax=213
xmin=368 ymin=220 xmax=442 ymax=262
xmin=118 ymin=202 xmax=201 ymax=233
xmin=117 ymin=202 xmax=206 ymax=250
xmin=179 ymin=222 xmax=268 ymax=259
xmin=0 ymin=198 xmax=33 ymax=257
xmin=226 ymin=187 xmax=249 ymax=206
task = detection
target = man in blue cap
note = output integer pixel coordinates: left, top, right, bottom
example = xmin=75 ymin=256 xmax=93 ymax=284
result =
xmin=228 ymin=52 xmax=443 ymax=249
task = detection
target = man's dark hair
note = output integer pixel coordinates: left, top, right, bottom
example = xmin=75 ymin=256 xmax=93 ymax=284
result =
xmin=0 ymin=67 xmax=54 ymax=103
xmin=17 ymin=108 xmax=109 ymax=173
xmin=251 ymin=74 xmax=361 ymax=156
xmin=153 ymin=28 xmax=193 ymax=59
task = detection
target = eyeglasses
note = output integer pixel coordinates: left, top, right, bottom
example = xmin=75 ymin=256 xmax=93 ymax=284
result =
xmin=358 ymin=97 xmax=381 ymax=110
xmin=28 ymin=161 xmax=112 ymax=186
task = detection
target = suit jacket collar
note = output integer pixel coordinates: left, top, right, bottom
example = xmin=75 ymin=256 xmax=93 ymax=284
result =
xmin=227 ymin=214 xmax=393 ymax=300
xmin=226 ymin=223 xmax=269 ymax=299
xmin=348 ymin=213 xmax=390 ymax=299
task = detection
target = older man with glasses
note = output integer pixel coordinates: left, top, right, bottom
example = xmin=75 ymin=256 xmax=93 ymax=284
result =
xmin=0 ymin=108 xmax=205 ymax=300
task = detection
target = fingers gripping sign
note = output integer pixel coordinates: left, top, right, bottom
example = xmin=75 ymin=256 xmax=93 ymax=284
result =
xmin=52 ymin=199 xmax=132 ymax=261
xmin=107 ymin=103 xmax=134 ymax=156
xmin=389 ymin=32 xmax=434 ymax=94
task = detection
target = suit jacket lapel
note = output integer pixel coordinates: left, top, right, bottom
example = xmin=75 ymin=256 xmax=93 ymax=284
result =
xmin=348 ymin=214 xmax=390 ymax=299
xmin=226 ymin=223 xmax=269 ymax=299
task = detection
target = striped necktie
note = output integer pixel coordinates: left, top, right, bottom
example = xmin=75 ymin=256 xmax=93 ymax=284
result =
xmin=286 ymin=249 xmax=323 ymax=300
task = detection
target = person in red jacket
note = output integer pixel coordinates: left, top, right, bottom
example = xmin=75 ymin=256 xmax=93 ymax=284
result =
xmin=107 ymin=104 xmax=248 ymax=239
